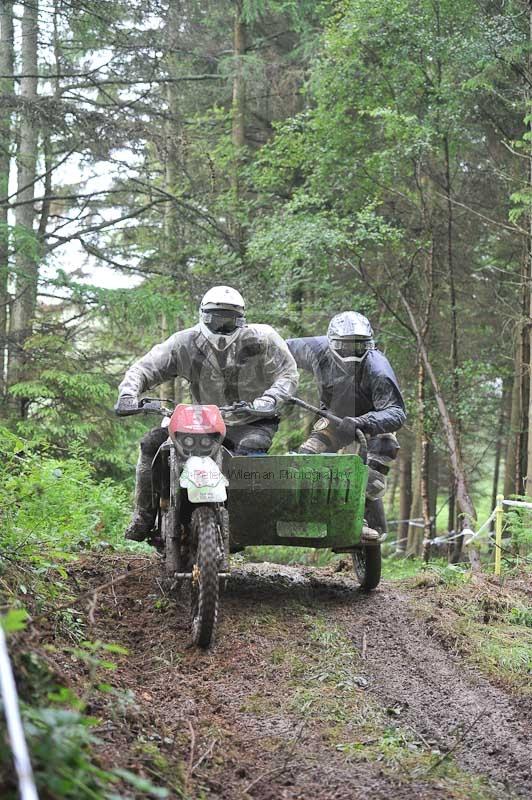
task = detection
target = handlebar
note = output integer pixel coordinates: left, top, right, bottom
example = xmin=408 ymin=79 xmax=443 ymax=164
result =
xmin=115 ymin=398 xmax=277 ymax=420
xmin=218 ymin=401 xmax=278 ymax=419
xmin=115 ymin=396 xmax=367 ymax=463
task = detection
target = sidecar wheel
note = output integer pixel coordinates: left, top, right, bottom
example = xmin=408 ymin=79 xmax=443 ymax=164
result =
xmin=190 ymin=506 xmax=219 ymax=648
xmin=352 ymin=545 xmax=381 ymax=591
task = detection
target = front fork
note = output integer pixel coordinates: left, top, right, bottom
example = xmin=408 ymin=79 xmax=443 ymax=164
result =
xmin=166 ymin=448 xmax=230 ymax=575
xmin=215 ymin=505 xmax=230 ymax=571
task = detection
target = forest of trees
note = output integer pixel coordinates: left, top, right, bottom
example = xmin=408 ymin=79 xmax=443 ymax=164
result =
xmin=2 ymin=4 xmax=532 ymax=799
xmin=1 ymin=0 xmax=532 ymax=558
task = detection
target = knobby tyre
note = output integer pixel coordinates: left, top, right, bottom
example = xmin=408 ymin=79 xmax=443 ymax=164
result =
xmin=190 ymin=506 xmax=220 ymax=648
xmin=352 ymin=545 xmax=381 ymax=591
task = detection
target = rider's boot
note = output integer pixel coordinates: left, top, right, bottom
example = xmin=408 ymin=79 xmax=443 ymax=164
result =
xmin=125 ymin=510 xmax=156 ymax=542
xmin=125 ymin=456 xmax=156 ymax=541
xmin=360 ymin=522 xmax=380 ymax=544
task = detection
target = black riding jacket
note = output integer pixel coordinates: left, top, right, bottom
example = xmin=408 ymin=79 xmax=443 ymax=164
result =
xmin=286 ymin=336 xmax=406 ymax=436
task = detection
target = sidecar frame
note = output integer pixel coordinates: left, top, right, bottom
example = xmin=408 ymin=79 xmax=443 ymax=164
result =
xmin=223 ymin=451 xmax=368 ymax=551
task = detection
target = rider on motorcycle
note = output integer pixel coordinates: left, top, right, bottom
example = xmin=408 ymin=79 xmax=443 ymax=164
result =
xmin=287 ymin=311 xmax=406 ymax=534
xmin=117 ymin=286 xmax=298 ymax=541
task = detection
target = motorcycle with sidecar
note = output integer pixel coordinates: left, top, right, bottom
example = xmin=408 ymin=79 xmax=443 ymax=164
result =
xmin=117 ymin=397 xmax=382 ymax=649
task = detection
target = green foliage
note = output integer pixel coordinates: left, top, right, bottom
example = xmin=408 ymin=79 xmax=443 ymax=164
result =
xmin=112 ymin=770 xmax=169 ymax=799
xmin=0 ymin=608 xmax=29 ymax=633
xmin=0 ymin=426 xmax=131 ymax=600
xmin=509 ymin=605 xmax=532 ymax=628
xmin=413 ymin=562 xmax=472 ymax=588
xmin=20 ymin=705 xmax=114 ymax=800
xmin=504 ymin=502 xmax=532 ymax=552
xmin=11 ymin=223 xmax=41 ymax=262
xmin=380 ymin=556 xmax=429 ymax=581
xmin=1 ymin=688 xmax=170 ymax=800
xmin=0 ymin=605 xmax=170 ymax=800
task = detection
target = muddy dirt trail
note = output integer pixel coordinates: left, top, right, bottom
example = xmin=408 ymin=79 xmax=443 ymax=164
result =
xmin=68 ymin=556 xmax=531 ymax=800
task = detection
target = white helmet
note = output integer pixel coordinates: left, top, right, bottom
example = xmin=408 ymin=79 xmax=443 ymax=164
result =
xmin=199 ymin=285 xmax=246 ymax=350
xmin=327 ymin=311 xmax=375 ymax=367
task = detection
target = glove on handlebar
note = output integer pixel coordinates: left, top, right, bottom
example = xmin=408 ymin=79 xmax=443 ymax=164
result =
xmin=252 ymin=396 xmax=276 ymax=413
xmin=115 ymin=395 xmax=139 ymax=415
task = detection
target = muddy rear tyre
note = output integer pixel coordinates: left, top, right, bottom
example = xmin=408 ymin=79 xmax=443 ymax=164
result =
xmin=190 ymin=506 xmax=219 ymax=648
xmin=352 ymin=545 xmax=381 ymax=591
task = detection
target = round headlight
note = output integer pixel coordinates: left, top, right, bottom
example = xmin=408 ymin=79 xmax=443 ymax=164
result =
xmin=200 ymin=435 xmax=213 ymax=448
xmin=183 ymin=435 xmax=195 ymax=448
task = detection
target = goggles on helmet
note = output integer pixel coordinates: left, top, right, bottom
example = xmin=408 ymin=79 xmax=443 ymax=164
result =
xmin=201 ymin=309 xmax=245 ymax=335
xmin=330 ymin=337 xmax=374 ymax=360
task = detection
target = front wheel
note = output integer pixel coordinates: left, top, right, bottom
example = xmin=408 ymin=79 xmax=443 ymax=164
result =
xmin=190 ymin=506 xmax=220 ymax=648
xmin=352 ymin=545 xmax=381 ymax=591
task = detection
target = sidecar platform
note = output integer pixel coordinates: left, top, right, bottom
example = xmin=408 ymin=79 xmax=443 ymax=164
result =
xmin=223 ymin=452 xmax=368 ymax=550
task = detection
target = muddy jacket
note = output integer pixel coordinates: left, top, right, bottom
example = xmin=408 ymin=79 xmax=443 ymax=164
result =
xmin=119 ymin=324 xmax=298 ymax=425
xmin=286 ymin=336 xmax=406 ymax=436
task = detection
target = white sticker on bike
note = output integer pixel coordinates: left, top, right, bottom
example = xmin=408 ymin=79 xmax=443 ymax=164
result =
xmin=180 ymin=456 xmax=228 ymax=503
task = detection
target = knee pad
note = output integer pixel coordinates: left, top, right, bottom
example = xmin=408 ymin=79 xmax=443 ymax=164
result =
xmin=298 ymin=432 xmax=335 ymax=455
xmin=368 ymin=433 xmax=399 ymax=469
xmin=140 ymin=427 xmax=168 ymax=457
xmin=235 ymin=429 xmax=272 ymax=455
xmin=366 ymin=466 xmax=387 ymax=501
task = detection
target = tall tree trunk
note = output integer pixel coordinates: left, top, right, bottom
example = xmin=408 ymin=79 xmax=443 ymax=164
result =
xmin=407 ymin=361 xmax=426 ymax=557
xmin=8 ymin=0 xmax=39 ymax=414
xmin=232 ymin=0 xmax=247 ymax=253
xmin=525 ymin=0 xmax=532 ymax=498
xmin=447 ymin=482 xmax=456 ymax=533
xmin=391 ymin=277 xmax=478 ymax=571
xmin=160 ymin=0 xmax=180 ymax=402
xmin=505 ymin=346 xmax=521 ymax=497
xmin=232 ymin=1 xmax=247 ymax=152
xmin=0 ymin=0 xmax=14 ymax=401
xmin=396 ymin=433 xmax=412 ymax=555
xmin=443 ymin=132 xmax=465 ymax=553
xmin=406 ymin=486 xmax=422 ymax=556
xmin=491 ymin=382 xmax=509 ymax=528
xmin=428 ymin=443 xmax=439 ymax=526
xmin=164 ymin=0 xmax=181 ymax=273
xmin=518 ymin=238 xmax=530 ymax=495
xmin=443 ymin=135 xmax=460 ymax=404
xmin=386 ymin=456 xmax=400 ymax=518
xmin=419 ymin=367 xmax=432 ymax=561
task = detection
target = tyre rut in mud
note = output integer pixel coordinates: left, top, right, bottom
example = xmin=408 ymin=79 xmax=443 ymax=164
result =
xmin=61 ymin=557 xmax=531 ymax=799
xmin=335 ymin=583 xmax=532 ymax=798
